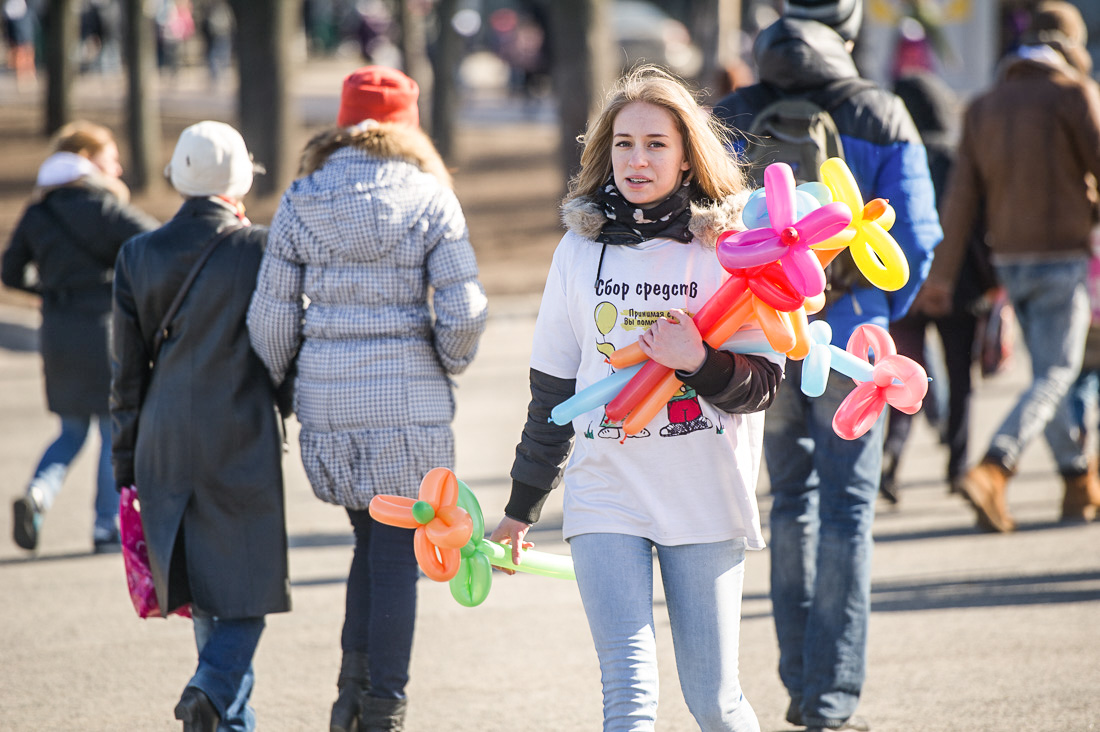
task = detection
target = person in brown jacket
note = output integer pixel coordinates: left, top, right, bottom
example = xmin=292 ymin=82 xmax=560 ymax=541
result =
xmin=920 ymin=1 xmax=1100 ymax=532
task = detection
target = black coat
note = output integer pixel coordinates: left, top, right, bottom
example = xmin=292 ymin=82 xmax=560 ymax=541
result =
xmin=110 ymin=198 xmax=290 ymax=618
xmin=1 ymin=181 xmax=158 ymax=415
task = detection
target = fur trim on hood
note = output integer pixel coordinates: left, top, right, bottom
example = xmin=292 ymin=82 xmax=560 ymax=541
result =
xmin=560 ymin=189 xmax=750 ymax=248
xmin=299 ymin=121 xmax=452 ymax=188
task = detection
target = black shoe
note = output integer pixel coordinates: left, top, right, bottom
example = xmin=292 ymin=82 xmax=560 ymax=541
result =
xmin=360 ymin=696 xmax=407 ymax=732
xmin=785 ymin=699 xmax=803 ymax=726
xmin=12 ymin=495 xmax=41 ymax=551
xmin=331 ymin=651 xmax=370 ymax=732
xmin=174 ymin=687 xmax=219 ymax=732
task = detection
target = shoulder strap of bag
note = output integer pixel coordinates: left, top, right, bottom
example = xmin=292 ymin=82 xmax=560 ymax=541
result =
xmin=151 ymin=224 xmax=243 ymax=361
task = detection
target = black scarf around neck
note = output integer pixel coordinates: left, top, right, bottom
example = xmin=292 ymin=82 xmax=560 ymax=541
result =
xmin=595 ymin=176 xmax=698 ymax=245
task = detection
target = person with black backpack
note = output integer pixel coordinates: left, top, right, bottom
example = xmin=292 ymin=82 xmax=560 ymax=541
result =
xmin=713 ymin=2 xmax=941 ymax=731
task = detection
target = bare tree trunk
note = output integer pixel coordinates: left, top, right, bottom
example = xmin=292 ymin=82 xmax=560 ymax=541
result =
xmin=123 ymin=0 xmax=160 ymax=193
xmin=693 ymin=0 xmax=742 ymax=97
xmin=396 ymin=0 xmax=434 ymax=133
xmin=429 ymin=0 xmax=461 ymax=161
xmin=228 ymin=0 xmax=295 ymax=197
xmin=44 ymin=0 xmax=77 ymax=135
xmin=546 ymin=0 xmax=613 ymax=186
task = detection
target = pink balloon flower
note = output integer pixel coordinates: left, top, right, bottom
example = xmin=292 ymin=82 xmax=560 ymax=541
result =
xmin=717 ymin=163 xmax=852 ymax=299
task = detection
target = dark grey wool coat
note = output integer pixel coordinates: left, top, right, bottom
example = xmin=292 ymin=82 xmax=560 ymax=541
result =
xmin=1 ymin=180 xmax=158 ymax=415
xmin=110 ymin=197 xmax=290 ymax=618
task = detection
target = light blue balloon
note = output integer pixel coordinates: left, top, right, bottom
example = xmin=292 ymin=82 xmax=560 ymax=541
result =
xmin=797 ymin=181 xmax=833 ymax=207
xmin=549 ymin=363 xmax=644 ymax=426
xmin=801 ymin=345 xmax=832 ymax=398
xmin=800 ymin=320 xmax=834 ymax=398
xmin=741 ymin=187 xmax=824 ymax=230
xmin=728 ymin=336 xmax=777 ymax=355
xmin=742 ymin=188 xmax=768 ymax=229
xmin=829 ymin=347 xmax=875 ymax=383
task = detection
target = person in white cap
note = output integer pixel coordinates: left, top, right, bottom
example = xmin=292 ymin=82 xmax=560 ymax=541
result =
xmin=110 ymin=120 xmax=290 ymax=732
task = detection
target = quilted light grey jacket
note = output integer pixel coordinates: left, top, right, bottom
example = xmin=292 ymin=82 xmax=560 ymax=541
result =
xmin=248 ymin=134 xmax=488 ymax=509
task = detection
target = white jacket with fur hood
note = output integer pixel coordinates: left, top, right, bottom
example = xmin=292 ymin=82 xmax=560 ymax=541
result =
xmin=248 ymin=124 xmax=488 ymax=509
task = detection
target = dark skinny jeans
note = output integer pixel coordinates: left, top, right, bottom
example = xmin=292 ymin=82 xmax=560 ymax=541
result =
xmin=342 ymin=508 xmax=419 ymax=699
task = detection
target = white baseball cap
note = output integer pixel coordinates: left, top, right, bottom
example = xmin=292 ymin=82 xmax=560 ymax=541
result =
xmin=165 ymin=121 xmax=260 ymax=200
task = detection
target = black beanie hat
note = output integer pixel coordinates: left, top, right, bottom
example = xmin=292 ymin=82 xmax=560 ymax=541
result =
xmin=784 ymin=0 xmax=864 ymax=42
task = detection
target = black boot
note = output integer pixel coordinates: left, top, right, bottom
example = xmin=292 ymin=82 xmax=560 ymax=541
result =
xmin=174 ymin=687 xmax=219 ymax=732
xmin=330 ymin=651 xmax=370 ymax=732
xmin=360 ymin=696 xmax=407 ymax=732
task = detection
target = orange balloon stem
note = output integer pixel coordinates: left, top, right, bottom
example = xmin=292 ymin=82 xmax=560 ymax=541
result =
xmin=620 ymin=294 xmax=756 ymax=435
xmin=605 ymin=358 xmax=670 ymax=423
xmin=623 ymin=371 xmax=683 ymax=436
xmin=701 ymin=293 xmax=754 ymax=347
xmin=786 ymin=308 xmax=812 ymax=360
xmin=816 ymin=248 xmax=842 ymax=268
xmin=609 ymin=342 xmax=646 ymax=369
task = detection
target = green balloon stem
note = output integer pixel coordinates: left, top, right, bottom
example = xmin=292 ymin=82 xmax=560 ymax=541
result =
xmin=478 ymin=539 xmax=576 ymax=581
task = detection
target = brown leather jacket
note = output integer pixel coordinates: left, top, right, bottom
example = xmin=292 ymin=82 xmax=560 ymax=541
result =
xmin=927 ymin=49 xmax=1100 ymax=290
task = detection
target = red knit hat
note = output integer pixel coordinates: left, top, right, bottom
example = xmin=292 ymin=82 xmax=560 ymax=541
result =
xmin=337 ymin=66 xmax=420 ymax=128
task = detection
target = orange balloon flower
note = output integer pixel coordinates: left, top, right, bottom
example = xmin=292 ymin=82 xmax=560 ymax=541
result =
xmin=369 ymin=467 xmax=474 ymax=582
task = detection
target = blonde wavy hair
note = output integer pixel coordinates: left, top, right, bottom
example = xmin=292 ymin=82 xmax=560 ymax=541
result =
xmin=51 ymin=120 xmax=116 ymax=158
xmin=565 ymin=65 xmax=746 ymax=205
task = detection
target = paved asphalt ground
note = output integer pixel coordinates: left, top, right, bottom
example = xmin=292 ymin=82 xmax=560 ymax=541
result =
xmin=0 ymin=58 xmax=1097 ymax=732
xmin=1 ymin=294 xmax=1098 ymax=732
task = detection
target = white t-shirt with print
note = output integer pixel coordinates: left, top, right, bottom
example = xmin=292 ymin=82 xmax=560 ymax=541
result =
xmin=531 ymin=230 xmax=783 ymax=549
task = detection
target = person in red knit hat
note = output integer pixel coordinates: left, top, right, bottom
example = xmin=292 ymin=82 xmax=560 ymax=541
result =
xmin=337 ymin=66 xmax=421 ymax=128
xmin=248 ymin=66 xmax=487 ymax=732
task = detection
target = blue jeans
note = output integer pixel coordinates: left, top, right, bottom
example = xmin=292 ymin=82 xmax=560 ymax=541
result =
xmin=763 ymin=361 xmax=884 ymax=727
xmin=570 ymin=533 xmax=759 ymax=732
xmin=189 ymin=609 xmax=266 ymax=732
xmin=27 ymin=414 xmax=116 ymax=532
xmin=343 ymin=508 xmax=419 ymax=699
xmin=986 ymin=260 xmax=1091 ymax=475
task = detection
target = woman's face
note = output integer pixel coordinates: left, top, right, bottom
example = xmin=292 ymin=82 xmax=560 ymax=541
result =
xmin=611 ymin=101 xmax=690 ymax=209
xmin=89 ymin=141 xmax=122 ymax=179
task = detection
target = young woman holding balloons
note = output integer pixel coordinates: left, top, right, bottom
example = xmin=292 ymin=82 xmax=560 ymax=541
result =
xmin=490 ymin=66 xmax=782 ymax=732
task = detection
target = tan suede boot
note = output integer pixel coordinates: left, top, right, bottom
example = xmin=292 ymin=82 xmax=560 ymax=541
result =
xmin=959 ymin=461 xmax=1015 ymax=533
xmin=1060 ymin=468 xmax=1100 ymax=523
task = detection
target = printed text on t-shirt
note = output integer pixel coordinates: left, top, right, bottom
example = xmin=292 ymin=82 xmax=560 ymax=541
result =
xmin=595 ymin=277 xmax=700 ymax=302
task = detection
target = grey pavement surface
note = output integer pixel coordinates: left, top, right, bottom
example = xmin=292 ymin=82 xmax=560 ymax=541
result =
xmin=1 ymin=57 xmax=1098 ymax=732
xmin=1 ymin=295 xmax=1098 ymax=732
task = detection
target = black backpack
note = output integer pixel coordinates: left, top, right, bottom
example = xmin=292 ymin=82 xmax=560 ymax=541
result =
xmin=741 ymin=78 xmax=874 ymax=188
xmin=739 ymin=78 xmax=877 ymax=292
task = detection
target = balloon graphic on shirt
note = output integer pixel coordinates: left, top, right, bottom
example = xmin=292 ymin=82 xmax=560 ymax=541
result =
xmin=595 ymin=302 xmax=617 ymax=336
xmin=595 ymin=301 xmax=618 ymax=359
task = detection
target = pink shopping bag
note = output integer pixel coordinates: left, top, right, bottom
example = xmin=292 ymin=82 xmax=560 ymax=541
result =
xmin=119 ymin=486 xmax=191 ymax=619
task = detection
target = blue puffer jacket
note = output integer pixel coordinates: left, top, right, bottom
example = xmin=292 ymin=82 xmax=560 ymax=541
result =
xmin=713 ymin=17 xmax=942 ymax=346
